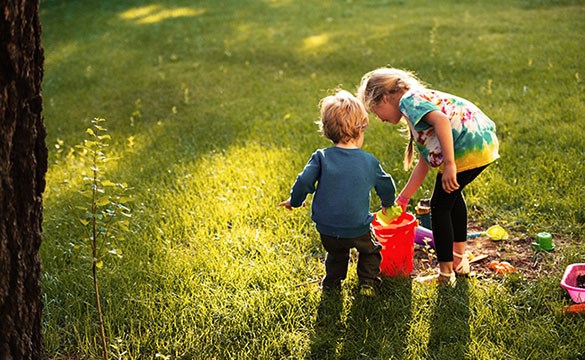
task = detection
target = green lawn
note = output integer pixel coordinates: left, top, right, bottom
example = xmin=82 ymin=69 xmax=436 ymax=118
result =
xmin=40 ymin=0 xmax=585 ymax=358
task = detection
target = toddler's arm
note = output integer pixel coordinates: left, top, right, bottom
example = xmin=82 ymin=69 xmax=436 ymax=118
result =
xmin=279 ymin=198 xmax=293 ymax=210
xmin=278 ymin=198 xmax=305 ymax=211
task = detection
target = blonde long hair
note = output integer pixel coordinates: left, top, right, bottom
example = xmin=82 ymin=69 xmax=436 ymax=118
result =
xmin=357 ymin=67 xmax=426 ymax=170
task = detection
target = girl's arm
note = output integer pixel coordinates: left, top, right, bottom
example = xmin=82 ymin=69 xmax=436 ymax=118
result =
xmin=397 ymin=153 xmax=430 ymax=210
xmin=423 ymin=110 xmax=460 ymax=193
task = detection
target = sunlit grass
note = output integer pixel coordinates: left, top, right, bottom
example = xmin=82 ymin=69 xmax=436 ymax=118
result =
xmin=119 ymin=5 xmax=206 ymax=25
xmin=40 ymin=0 xmax=585 ymax=358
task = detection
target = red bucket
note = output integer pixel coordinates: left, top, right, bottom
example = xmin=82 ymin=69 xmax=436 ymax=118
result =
xmin=372 ymin=212 xmax=417 ymax=277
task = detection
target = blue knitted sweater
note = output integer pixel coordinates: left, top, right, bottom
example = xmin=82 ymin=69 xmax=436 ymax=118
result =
xmin=289 ymin=147 xmax=396 ymax=238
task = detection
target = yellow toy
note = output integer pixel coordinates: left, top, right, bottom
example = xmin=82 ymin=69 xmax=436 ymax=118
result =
xmin=375 ymin=204 xmax=403 ymax=226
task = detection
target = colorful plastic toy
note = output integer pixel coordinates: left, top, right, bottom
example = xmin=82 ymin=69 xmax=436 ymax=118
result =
xmin=561 ymin=263 xmax=585 ymax=303
xmin=374 ymin=204 xmax=403 ymax=226
xmin=371 ymin=212 xmax=417 ymax=277
xmin=467 ymin=225 xmax=508 ymax=241
xmin=414 ymin=225 xmax=435 ymax=248
xmin=531 ymin=232 xmax=554 ymax=251
xmin=489 ymin=260 xmax=515 ymax=275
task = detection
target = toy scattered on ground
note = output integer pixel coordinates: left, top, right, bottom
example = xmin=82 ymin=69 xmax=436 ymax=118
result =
xmin=561 ymin=263 xmax=585 ymax=303
xmin=414 ymin=225 xmax=434 ymax=248
xmin=416 ymin=224 xmax=509 ymax=249
xmin=562 ymin=304 xmax=585 ymax=315
xmin=531 ymin=232 xmax=555 ymax=252
xmin=488 ymin=260 xmax=515 ymax=274
xmin=467 ymin=225 xmax=509 ymax=241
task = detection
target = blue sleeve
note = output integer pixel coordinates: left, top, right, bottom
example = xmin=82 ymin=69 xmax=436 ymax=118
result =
xmin=399 ymin=92 xmax=439 ymax=131
xmin=373 ymin=161 xmax=396 ymax=208
xmin=289 ymin=151 xmax=321 ymax=207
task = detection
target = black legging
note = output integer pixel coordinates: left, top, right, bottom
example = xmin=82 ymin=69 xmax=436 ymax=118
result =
xmin=431 ymin=165 xmax=488 ymax=262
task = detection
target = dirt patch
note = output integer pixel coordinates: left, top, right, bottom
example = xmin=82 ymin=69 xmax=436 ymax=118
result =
xmin=412 ymin=224 xmax=570 ymax=280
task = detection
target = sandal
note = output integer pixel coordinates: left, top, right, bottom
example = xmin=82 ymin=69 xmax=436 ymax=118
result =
xmin=438 ymin=272 xmax=457 ymax=287
xmin=415 ymin=271 xmax=456 ymax=287
xmin=453 ymin=251 xmax=470 ymax=275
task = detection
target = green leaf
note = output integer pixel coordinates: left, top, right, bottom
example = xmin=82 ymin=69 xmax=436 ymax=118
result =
xmin=96 ymin=197 xmax=110 ymax=206
xmin=117 ymin=222 xmax=130 ymax=232
xmin=79 ymin=218 xmax=89 ymax=226
xmin=108 ymin=248 xmax=123 ymax=257
xmin=80 ymin=191 xmax=93 ymax=199
xmin=102 ymin=180 xmax=116 ymax=187
xmin=117 ymin=196 xmax=132 ymax=204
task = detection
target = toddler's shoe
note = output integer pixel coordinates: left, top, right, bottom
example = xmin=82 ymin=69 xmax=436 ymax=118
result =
xmin=359 ymin=284 xmax=377 ymax=297
xmin=320 ymin=277 xmax=342 ymax=292
xmin=358 ymin=278 xmax=381 ymax=297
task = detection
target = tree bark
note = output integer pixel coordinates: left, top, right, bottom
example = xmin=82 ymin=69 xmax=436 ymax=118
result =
xmin=0 ymin=0 xmax=47 ymax=359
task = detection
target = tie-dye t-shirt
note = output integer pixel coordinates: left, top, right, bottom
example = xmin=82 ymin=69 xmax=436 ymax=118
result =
xmin=399 ymin=88 xmax=500 ymax=172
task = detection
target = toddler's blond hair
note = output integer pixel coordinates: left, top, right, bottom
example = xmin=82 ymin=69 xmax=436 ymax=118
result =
xmin=318 ymin=90 xmax=369 ymax=144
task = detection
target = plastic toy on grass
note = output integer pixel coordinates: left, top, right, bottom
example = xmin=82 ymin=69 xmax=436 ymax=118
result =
xmin=488 ymin=260 xmax=515 ymax=275
xmin=531 ymin=232 xmax=555 ymax=252
xmin=414 ymin=225 xmax=435 ymax=248
xmin=414 ymin=224 xmax=508 ymax=249
xmin=371 ymin=212 xmax=417 ymax=277
xmin=467 ymin=225 xmax=508 ymax=241
xmin=561 ymin=263 xmax=585 ymax=303
xmin=562 ymin=304 xmax=585 ymax=315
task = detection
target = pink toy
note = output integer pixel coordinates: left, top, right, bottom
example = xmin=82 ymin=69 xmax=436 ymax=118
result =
xmin=561 ymin=263 xmax=585 ymax=303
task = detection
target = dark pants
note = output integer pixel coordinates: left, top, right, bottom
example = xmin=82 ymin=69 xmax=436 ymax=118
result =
xmin=319 ymin=231 xmax=382 ymax=288
xmin=431 ymin=165 xmax=488 ymax=262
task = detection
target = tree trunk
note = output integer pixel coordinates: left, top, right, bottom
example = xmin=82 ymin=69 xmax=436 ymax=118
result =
xmin=0 ymin=0 xmax=47 ymax=359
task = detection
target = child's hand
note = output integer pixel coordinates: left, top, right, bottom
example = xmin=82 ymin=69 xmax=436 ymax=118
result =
xmin=442 ymin=163 xmax=460 ymax=193
xmin=279 ymin=199 xmax=293 ymax=210
xmin=396 ymin=195 xmax=410 ymax=211
xmin=279 ymin=198 xmax=305 ymax=210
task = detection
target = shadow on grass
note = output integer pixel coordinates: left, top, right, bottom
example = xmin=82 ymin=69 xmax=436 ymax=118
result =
xmin=307 ymin=277 xmax=413 ymax=359
xmin=427 ymin=277 xmax=471 ymax=360
xmin=306 ymin=289 xmax=345 ymax=359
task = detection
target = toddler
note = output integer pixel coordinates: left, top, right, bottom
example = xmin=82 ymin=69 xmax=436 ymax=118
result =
xmin=279 ymin=90 xmax=396 ymax=293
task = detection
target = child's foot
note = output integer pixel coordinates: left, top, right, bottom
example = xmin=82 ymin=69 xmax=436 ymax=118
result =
xmin=359 ymin=284 xmax=377 ymax=297
xmin=438 ymin=271 xmax=457 ymax=287
xmin=415 ymin=271 xmax=456 ymax=287
xmin=320 ymin=277 xmax=342 ymax=292
xmin=358 ymin=278 xmax=381 ymax=297
xmin=453 ymin=252 xmax=470 ymax=276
